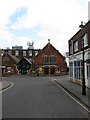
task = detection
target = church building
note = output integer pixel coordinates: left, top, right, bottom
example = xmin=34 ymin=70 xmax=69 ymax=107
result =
xmin=32 ymin=40 xmax=67 ymax=75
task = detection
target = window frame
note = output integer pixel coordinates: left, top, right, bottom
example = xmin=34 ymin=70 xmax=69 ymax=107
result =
xmin=35 ymin=51 xmax=38 ymax=56
xmin=74 ymin=41 xmax=78 ymax=52
xmin=50 ymin=55 xmax=56 ymax=64
xmin=23 ymin=51 xmax=26 ymax=56
xmin=70 ymin=45 xmax=72 ymax=54
xmin=83 ymin=33 xmax=88 ymax=47
xmin=29 ymin=50 xmax=32 ymax=56
xmin=43 ymin=55 xmax=48 ymax=63
xmin=15 ymin=50 xmax=19 ymax=56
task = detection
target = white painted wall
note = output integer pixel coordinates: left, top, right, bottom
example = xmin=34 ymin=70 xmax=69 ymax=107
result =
xmin=85 ymin=63 xmax=88 ymax=87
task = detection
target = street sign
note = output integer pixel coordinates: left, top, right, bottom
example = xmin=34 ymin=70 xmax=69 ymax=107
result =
xmin=39 ymin=67 xmax=42 ymax=72
xmin=66 ymin=52 xmax=69 ymax=57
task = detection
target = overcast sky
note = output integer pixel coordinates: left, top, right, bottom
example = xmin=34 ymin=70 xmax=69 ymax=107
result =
xmin=0 ymin=0 xmax=89 ymax=55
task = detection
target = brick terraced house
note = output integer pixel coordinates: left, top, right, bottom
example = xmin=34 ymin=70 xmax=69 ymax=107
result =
xmin=2 ymin=52 xmax=19 ymax=74
xmin=1 ymin=43 xmax=41 ymax=75
xmin=68 ymin=20 xmax=90 ymax=87
xmin=1 ymin=46 xmax=41 ymax=62
xmin=32 ymin=40 xmax=67 ymax=75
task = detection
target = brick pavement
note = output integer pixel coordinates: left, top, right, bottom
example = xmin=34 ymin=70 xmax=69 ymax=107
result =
xmin=53 ymin=75 xmax=89 ymax=107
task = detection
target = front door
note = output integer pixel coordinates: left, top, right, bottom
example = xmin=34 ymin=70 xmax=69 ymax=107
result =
xmin=44 ymin=67 xmax=49 ymax=75
xmin=50 ymin=67 xmax=55 ymax=74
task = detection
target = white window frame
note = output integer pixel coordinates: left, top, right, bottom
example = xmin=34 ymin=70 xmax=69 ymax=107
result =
xmin=23 ymin=51 xmax=26 ymax=56
xmin=29 ymin=51 xmax=32 ymax=56
xmin=74 ymin=41 xmax=78 ymax=52
xmin=83 ymin=33 xmax=88 ymax=47
xmin=35 ymin=51 xmax=38 ymax=56
xmin=70 ymin=45 xmax=72 ymax=54
xmin=7 ymin=67 xmax=11 ymax=73
xmin=15 ymin=50 xmax=19 ymax=56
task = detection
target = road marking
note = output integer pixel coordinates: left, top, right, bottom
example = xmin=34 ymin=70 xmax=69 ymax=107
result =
xmin=52 ymin=80 xmax=90 ymax=113
xmin=0 ymin=82 xmax=14 ymax=93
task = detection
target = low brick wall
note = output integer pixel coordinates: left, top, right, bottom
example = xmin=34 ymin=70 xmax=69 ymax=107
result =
xmin=69 ymin=78 xmax=73 ymax=81
xmin=69 ymin=77 xmax=82 ymax=86
xmin=75 ymin=79 xmax=82 ymax=85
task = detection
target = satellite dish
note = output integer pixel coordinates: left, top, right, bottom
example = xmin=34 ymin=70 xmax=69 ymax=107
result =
xmin=27 ymin=42 xmax=31 ymax=46
xmin=32 ymin=42 xmax=34 ymax=46
xmin=27 ymin=41 xmax=34 ymax=49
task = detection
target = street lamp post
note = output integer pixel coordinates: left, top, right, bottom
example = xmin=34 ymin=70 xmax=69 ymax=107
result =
xmin=82 ymin=38 xmax=86 ymax=95
xmin=79 ymin=21 xmax=86 ymax=95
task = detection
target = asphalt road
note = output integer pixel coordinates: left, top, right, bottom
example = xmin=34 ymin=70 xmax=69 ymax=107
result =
xmin=2 ymin=76 xmax=88 ymax=118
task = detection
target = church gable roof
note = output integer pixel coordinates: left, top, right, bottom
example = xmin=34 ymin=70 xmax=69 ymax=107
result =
xmin=35 ymin=41 xmax=64 ymax=59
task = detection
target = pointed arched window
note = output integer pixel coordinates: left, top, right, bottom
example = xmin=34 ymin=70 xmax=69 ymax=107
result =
xmin=43 ymin=55 xmax=48 ymax=63
xmin=50 ymin=55 xmax=56 ymax=63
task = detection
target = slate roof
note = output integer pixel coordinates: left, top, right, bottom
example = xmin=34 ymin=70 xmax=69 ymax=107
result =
xmin=8 ymin=53 xmax=20 ymax=63
xmin=17 ymin=57 xmax=32 ymax=65
xmin=24 ymin=57 xmax=32 ymax=64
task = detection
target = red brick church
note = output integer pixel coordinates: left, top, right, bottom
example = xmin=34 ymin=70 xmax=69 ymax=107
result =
xmin=32 ymin=40 xmax=67 ymax=75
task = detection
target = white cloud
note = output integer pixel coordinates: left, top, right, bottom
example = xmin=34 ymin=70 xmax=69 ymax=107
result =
xmin=13 ymin=37 xmax=32 ymax=49
xmin=10 ymin=0 xmax=89 ymax=53
xmin=0 ymin=28 xmax=14 ymax=48
xmin=0 ymin=0 xmax=89 ymax=54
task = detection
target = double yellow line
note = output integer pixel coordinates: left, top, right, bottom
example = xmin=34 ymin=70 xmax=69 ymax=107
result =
xmin=0 ymin=82 xmax=14 ymax=93
xmin=52 ymin=79 xmax=90 ymax=113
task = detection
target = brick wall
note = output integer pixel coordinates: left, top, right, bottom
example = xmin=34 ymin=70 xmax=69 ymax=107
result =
xmin=33 ymin=43 xmax=67 ymax=75
xmin=2 ymin=53 xmax=18 ymax=74
xmin=69 ymin=21 xmax=90 ymax=56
